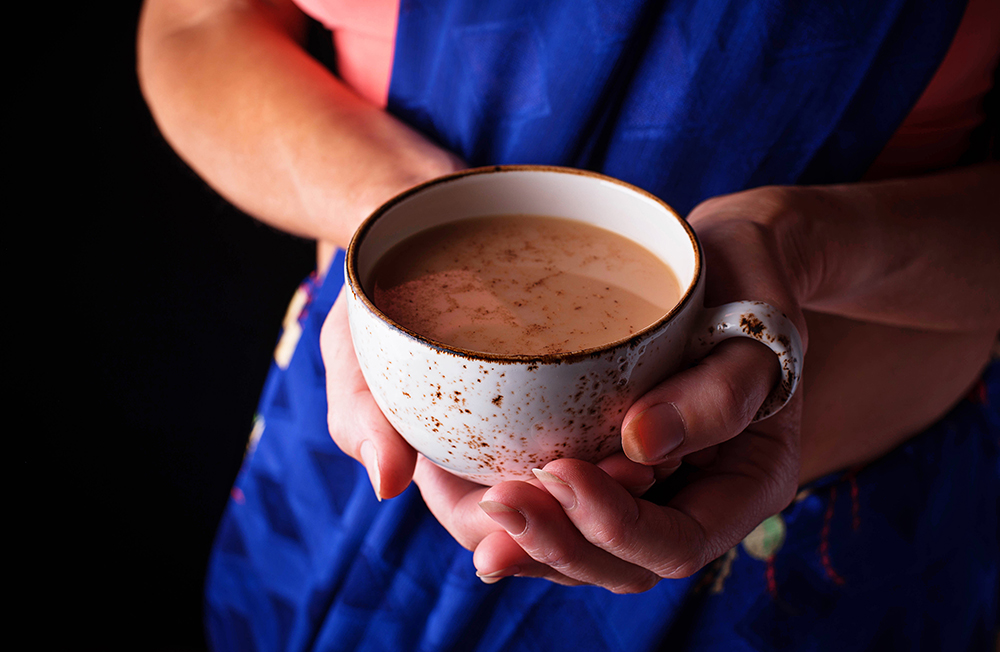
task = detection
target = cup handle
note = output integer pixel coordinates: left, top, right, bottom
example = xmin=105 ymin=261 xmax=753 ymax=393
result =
xmin=689 ymin=301 xmax=803 ymax=421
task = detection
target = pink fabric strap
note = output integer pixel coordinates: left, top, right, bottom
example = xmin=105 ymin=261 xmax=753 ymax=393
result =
xmin=294 ymin=0 xmax=398 ymax=108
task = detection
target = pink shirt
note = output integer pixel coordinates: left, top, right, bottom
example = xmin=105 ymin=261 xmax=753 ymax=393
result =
xmin=293 ymin=0 xmax=398 ymax=108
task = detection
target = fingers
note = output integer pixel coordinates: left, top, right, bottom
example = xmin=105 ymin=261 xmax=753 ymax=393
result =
xmin=621 ymin=338 xmax=779 ymax=465
xmin=531 ymin=438 xmax=797 ymax=583
xmin=475 ymin=422 xmax=798 ymax=592
xmin=472 ymin=531 xmax=584 ymax=587
xmin=478 ymin=476 xmax=662 ymax=593
xmin=595 ymin=452 xmax=659 ymax=496
xmin=472 ymin=532 xmax=533 ymax=584
xmin=530 ymin=460 xmax=706 ymax=580
xmin=321 ymin=290 xmax=416 ymax=499
xmin=413 ymin=450 xmax=667 ymax=587
xmin=411 ymin=455 xmax=498 ymax=549
xmin=471 ymin=191 xmax=812 ymax=590
xmin=412 ymin=456 xmax=589 ymax=585
xmin=410 ymin=453 xmax=652 ymax=552
xmin=663 ymin=427 xmax=799 ymax=566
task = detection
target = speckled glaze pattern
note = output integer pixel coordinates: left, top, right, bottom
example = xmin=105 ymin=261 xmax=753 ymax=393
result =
xmin=348 ymin=278 xmax=702 ymax=483
xmin=692 ymin=301 xmax=803 ymax=421
xmin=346 ymin=167 xmax=803 ymax=484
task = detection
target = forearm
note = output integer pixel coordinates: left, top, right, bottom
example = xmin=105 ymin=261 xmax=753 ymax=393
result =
xmin=787 ymin=164 xmax=999 ymax=479
xmin=137 ymin=0 xmax=461 ymax=247
xmin=789 ymin=162 xmax=1000 ymax=333
xmin=799 ymin=313 xmax=994 ymax=483
xmin=689 ymin=163 xmax=998 ymax=484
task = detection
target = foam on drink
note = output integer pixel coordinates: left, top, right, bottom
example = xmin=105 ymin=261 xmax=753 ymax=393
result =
xmin=371 ymin=215 xmax=681 ymax=355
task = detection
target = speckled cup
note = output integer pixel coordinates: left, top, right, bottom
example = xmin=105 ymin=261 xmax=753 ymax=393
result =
xmin=345 ymin=166 xmax=802 ymax=485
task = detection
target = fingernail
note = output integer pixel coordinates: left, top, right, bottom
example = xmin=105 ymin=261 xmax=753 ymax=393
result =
xmin=531 ymin=469 xmax=576 ymax=509
xmin=359 ymin=440 xmax=382 ymax=502
xmin=476 ymin=566 xmax=521 ymax=584
xmin=478 ymin=501 xmax=527 ymax=536
xmin=622 ymin=402 xmax=686 ymax=464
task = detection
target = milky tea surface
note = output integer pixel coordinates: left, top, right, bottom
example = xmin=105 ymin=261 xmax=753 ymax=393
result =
xmin=370 ymin=215 xmax=682 ymax=355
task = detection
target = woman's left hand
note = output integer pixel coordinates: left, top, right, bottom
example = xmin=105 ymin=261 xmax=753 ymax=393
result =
xmin=420 ymin=163 xmax=999 ymax=591
xmin=413 ymin=449 xmax=670 ymax=586
xmin=417 ymin=186 xmax=810 ymax=591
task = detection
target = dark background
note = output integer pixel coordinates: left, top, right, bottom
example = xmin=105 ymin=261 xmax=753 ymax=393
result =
xmin=51 ymin=3 xmax=998 ymax=650
xmin=65 ymin=3 xmax=316 ymax=649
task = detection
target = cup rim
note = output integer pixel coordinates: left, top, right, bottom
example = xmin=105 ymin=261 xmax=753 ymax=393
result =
xmin=345 ymin=164 xmax=703 ymax=363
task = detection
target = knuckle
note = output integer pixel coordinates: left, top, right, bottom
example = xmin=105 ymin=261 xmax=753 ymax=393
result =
xmin=652 ymin=520 xmax=712 ymax=579
xmin=455 ymin=534 xmax=480 ymax=552
xmin=688 ymin=195 xmax=727 ymax=222
xmin=771 ymin=471 xmax=799 ymax=513
xmin=587 ymin=502 xmax=640 ymax=556
xmin=326 ymin=413 xmax=345 ymax=447
xmin=667 ymin=554 xmax=710 ymax=579
xmin=590 ymin=524 xmax=629 ymax=554
xmin=325 ymin=412 xmax=356 ymax=457
xmin=609 ymin=572 xmax=660 ymax=595
xmin=530 ymin=540 xmax=583 ymax=572
xmin=753 ymin=185 xmax=800 ymax=216
xmin=707 ymin=368 xmax=755 ymax=433
xmin=747 ymin=432 xmax=800 ymax=511
xmin=658 ymin=550 xmax=709 ymax=579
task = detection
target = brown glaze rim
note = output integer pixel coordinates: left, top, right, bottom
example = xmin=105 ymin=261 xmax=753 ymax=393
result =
xmin=345 ymin=165 xmax=703 ymax=364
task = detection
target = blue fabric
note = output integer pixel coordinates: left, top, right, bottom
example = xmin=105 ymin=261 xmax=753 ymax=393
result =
xmin=205 ymin=255 xmax=999 ymax=651
xmin=389 ymin=0 xmax=966 ymax=214
xmin=205 ymin=1 xmax=998 ymax=650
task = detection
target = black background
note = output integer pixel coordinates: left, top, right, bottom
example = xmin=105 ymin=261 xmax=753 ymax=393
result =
xmin=44 ymin=3 xmax=998 ymax=650
xmin=62 ymin=3 xmax=316 ymax=649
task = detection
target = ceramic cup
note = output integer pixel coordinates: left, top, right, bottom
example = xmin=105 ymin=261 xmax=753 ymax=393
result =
xmin=345 ymin=166 xmax=802 ymax=485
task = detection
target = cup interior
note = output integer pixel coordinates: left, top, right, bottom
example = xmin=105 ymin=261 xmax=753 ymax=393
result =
xmin=349 ymin=167 xmax=700 ymax=355
xmin=355 ymin=166 xmax=696 ymax=286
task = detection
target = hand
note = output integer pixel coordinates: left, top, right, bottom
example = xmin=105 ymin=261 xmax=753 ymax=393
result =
xmin=320 ymin=290 xmax=664 ymax=504
xmin=469 ymin=187 xmax=809 ymax=591
xmin=331 ymin=167 xmax=998 ymax=591
xmin=322 ymin=290 xmax=662 ymax=585
xmin=322 ymin=289 xmax=418 ymax=500
xmin=413 ymin=449 xmax=667 ymax=585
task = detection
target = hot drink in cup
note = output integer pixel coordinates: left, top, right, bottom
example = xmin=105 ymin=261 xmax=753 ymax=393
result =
xmin=346 ymin=167 xmax=801 ymax=485
xmin=370 ymin=214 xmax=682 ymax=356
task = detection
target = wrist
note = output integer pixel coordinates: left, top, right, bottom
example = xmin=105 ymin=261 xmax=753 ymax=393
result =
xmin=758 ymin=183 xmax=878 ymax=315
xmin=687 ymin=186 xmax=811 ymax=352
xmin=688 ymin=185 xmax=821 ymax=309
xmin=301 ymin=105 xmax=467 ymax=246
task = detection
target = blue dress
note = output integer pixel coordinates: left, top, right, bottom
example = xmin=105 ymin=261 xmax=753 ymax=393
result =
xmin=205 ymin=1 xmax=999 ymax=650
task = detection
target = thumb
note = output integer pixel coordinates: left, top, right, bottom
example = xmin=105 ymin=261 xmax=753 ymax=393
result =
xmin=621 ymin=338 xmax=779 ymax=465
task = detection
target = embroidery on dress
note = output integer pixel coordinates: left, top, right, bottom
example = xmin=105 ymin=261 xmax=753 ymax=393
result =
xmin=274 ymin=273 xmax=319 ymax=369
